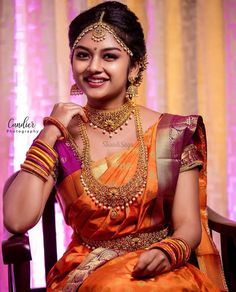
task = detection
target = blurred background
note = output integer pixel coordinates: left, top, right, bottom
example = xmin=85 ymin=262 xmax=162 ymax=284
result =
xmin=0 ymin=0 xmax=235 ymax=290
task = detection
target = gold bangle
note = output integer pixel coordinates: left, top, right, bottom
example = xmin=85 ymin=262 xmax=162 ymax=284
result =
xmin=26 ymin=153 xmax=51 ymax=171
xmin=23 ymin=160 xmax=49 ymax=177
xmin=43 ymin=116 xmax=68 ymax=139
xmin=34 ymin=139 xmax=58 ymax=158
xmin=28 ymin=147 xmax=55 ymax=168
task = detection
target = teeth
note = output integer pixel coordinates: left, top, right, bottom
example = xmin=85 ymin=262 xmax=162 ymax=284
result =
xmin=87 ymin=78 xmax=105 ymax=83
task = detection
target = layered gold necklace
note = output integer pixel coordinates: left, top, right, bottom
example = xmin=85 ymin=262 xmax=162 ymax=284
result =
xmin=85 ymin=99 xmax=135 ymax=138
xmin=78 ymin=102 xmax=148 ymax=219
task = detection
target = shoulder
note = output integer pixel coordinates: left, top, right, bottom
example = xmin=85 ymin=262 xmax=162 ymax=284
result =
xmin=159 ymin=113 xmax=205 ymax=143
xmin=158 ymin=112 xmax=203 ymax=129
xmin=138 ymin=105 xmax=162 ymax=132
xmin=138 ymin=105 xmax=204 ymax=133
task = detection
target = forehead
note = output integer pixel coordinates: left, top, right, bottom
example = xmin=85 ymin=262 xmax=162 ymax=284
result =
xmin=74 ymin=31 xmax=124 ymax=52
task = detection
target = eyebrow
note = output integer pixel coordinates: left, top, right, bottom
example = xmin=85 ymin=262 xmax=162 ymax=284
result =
xmin=74 ymin=45 xmax=122 ymax=53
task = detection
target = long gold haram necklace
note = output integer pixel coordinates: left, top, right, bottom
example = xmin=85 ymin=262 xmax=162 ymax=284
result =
xmin=78 ymin=104 xmax=148 ymax=215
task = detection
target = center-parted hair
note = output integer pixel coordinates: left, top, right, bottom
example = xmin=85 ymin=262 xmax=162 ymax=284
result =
xmin=68 ymin=1 xmax=146 ymax=68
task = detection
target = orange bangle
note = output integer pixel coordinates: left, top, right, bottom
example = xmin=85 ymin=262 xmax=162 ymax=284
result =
xmin=23 ymin=160 xmax=49 ymax=177
xmin=43 ymin=116 xmax=68 ymax=139
xmin=21 ymin=163 xmax=48 ymax=181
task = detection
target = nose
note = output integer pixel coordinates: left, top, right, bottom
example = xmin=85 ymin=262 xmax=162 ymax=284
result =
xmin=87 ymin=56 xmax=102 ymax=73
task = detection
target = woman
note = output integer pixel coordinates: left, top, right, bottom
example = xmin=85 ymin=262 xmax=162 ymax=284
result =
xmin=4 ymin=2 xmax=225 ymax=291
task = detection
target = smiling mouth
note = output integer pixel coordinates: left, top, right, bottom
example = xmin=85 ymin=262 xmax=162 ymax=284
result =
xmin=84 ymin=77 xmax=109 ymax=87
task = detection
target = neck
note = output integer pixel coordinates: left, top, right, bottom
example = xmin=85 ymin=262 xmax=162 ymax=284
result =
xmin=86 ymin=96 xmax=128 ymax=110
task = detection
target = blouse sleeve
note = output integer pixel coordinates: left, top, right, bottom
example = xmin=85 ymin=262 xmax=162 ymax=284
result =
xmin=180 ymin=143 xmax=203 ymax=172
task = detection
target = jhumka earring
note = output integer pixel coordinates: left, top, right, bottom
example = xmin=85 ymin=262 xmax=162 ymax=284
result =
xmin=127 ymin=77 xmax=138 ymax=99
xmin=70 ymin=84 xmax=83 ymax=96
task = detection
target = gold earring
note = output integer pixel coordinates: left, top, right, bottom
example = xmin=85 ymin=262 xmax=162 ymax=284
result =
xmin=70 ymin=84 xmax=83 ymax=95
xmin=127 ymin=77 xmax=138 ymax=99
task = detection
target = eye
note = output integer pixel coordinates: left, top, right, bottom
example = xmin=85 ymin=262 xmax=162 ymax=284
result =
xmin=103 ymin=53 xmax=118 ymax=61
xmin=75 ymin=51 xmax=90 ymax=60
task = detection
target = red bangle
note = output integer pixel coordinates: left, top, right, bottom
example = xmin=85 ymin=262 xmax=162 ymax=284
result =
xmin=43 ymin=116 xmax=68 ymax=139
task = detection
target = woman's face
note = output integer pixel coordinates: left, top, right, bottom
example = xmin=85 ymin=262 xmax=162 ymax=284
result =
xmin=72 ymin=31 xmax=131 ymax=107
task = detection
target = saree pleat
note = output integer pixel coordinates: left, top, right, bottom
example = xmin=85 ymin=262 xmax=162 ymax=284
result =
xmin=47 ymin=114 xmax=223 ymax=291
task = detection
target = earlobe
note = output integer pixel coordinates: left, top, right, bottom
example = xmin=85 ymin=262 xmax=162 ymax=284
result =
xmin=128 ymin=62 xmax=140 ymax=80
xmin=127 ymin=62 xmax=141 ymax=99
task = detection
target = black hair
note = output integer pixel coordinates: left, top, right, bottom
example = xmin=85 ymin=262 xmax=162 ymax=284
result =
xmin=69 ymin=1 xmax=147 ymax=84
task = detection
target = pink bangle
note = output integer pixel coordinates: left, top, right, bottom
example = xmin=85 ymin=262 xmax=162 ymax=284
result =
xmin=43 ymin=116 xmax=68 ymax=139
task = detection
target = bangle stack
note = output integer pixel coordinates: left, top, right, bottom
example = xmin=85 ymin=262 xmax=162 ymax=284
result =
xmin=43 ymin=116 xmax=69 ymax=140
xmin=21 ymin=139 xmax=58 ymax=182
xmin=149 ymin=237 xmax=191 ymax=269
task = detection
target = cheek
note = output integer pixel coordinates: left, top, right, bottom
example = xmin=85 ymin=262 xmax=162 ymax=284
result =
xmin=72 ymin=63 xmax=86 ymax=79
xmin=108 ymin=62 xmax=129 ymax=81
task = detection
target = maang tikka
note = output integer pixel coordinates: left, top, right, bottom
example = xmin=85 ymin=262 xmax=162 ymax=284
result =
xmin=71 ymin=11 xmax=147 ymax=98
xmin=71 ymin=11 xmax=133 ymax=57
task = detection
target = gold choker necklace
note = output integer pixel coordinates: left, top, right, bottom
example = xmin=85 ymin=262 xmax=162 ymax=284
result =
xmin=78 ymin=104 xmax=148 ymax=219
xmin=85 ymin=99 xmax=135 ymax=138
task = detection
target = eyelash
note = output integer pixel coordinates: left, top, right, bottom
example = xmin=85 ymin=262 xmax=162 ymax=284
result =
xmin=75 ymin=52 xmax=118 ymax=61
xmin=104 ymin=53 xmax=118 ymax=60
xmin=75 ymin=52 xmax=89 ymax=59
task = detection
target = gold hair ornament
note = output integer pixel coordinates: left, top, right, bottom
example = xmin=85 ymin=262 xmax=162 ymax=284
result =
xmin=71 ymin=11 xmax=133 ymax=57
xmin=133 ymin=54 xmax=148 ymax=87
xmin=125 ymin=54 xmax=148 ymax=98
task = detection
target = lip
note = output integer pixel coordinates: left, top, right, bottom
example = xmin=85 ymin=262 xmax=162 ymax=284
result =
xmin=84 ymin=76 xmax=109 ymax=88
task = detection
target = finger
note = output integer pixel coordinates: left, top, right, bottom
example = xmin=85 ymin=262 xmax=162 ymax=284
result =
xmin=136 ymin=254 xmax=169 ymax=278
xmin=151 ymin=261 xmax=169 ymax=276
xmin=52 ymin=103 xmax=88 ymax=122
xmin=133 ymin=249 xmax=171 ymax=278
xmin=62 ymin=105 xmax=88 ymax=123
xmin=55 ymin=102 xmax=85 ymax=113
xmin=61 ymin=102 xmax=83 ymax=107
xmin=152 ymin=256 xmax=172 ymax=276
xmin=133 ymin=251 xmax=155 ymax=273
xmin=134 ymin=256 xmax=159 ymax=277
xmin=72 ymin=107 xmax=88 ymax=123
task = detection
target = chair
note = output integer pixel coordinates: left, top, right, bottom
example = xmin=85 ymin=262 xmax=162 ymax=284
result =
xmin=2 ymin=174 xmax=236 ymax=292
xmin=2 ymin=173 xmax=57 ymax=292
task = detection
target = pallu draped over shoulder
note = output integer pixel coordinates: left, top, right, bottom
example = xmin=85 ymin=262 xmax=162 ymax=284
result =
xmin=47 ymin=113 xmax=227 ymax=292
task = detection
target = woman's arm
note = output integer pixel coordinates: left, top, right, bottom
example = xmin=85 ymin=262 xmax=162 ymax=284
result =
xmin=132 ymin=168 xmax=201 ymax=278
xmin=3 ymin=102 xmax=88 ymax=234
xmin=171 ymin=168 xmax=201 ymax=249
xmin=3 ymin=125 xmax=59 ymax=234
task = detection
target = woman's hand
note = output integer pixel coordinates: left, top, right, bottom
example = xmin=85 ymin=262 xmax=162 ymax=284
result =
xmin=40 ymin=102 xmax=88 ymax=143
xmin=42 ymin=102 xmax=88 ymax=139
xmin=132 ymin=249 xmax=171 ymax=278
xmin=50 ymin=102 xmax=88 ymax=127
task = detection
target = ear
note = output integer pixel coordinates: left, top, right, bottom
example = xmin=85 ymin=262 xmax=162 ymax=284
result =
xmin=128 ymin=62 xmax=140 ymax=80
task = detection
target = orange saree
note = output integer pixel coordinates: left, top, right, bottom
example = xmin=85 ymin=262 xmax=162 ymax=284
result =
xmin=46 ymin=113 xmax=226 ymax=291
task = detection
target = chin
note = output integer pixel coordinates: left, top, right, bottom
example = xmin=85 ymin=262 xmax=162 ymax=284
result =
xmin=85 ymin=89 xmax=113 ymax=100
xmin=85 ymin=92 xmax=107 ymax=100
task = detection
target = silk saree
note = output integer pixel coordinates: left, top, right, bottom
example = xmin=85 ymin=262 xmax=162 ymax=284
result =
xmin=46 ymin=113 xmax=227 ymax=291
